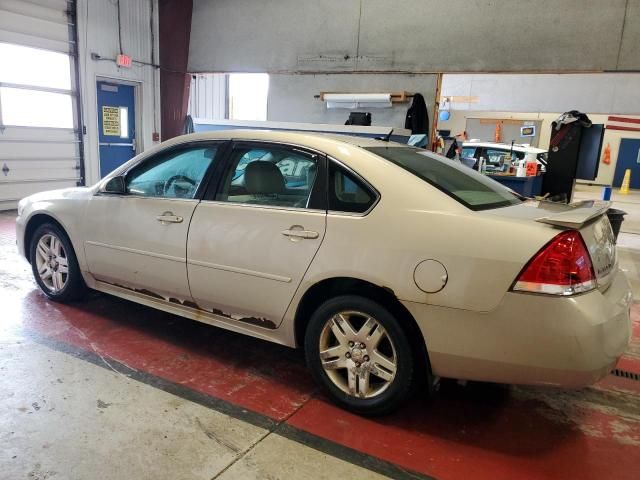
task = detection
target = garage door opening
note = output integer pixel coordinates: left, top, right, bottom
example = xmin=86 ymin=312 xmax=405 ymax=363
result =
xmin=228 ymin=73 xmax=269 ymax=121
xmin=188 ymin=73 xmax=269 ymax=122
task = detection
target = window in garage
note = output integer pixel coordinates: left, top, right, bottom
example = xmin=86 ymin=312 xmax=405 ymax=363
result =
xmin=228 ymin=73 xmax=269 ymax=121
xmin=0 ymin=42 xmax=74 ymax=129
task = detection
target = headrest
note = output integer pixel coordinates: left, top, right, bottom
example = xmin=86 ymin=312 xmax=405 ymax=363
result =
xmin=244 ymin=161 xmax=285 ymax=195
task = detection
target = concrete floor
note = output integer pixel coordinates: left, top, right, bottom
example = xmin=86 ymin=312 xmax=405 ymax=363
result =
xmin=1 ymin=201 xmax=639 ymax=480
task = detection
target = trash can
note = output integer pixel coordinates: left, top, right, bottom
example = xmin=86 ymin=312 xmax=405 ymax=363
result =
xmin=606 ymin=208 xmax=627 ymax=241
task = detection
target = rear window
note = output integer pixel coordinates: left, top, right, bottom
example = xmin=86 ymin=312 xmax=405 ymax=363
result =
xmin=366 ymin=146 xmax=523 ymax=211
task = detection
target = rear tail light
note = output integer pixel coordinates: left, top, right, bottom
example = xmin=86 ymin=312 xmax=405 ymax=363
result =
xmin=512 ymin=230 xmax=596 ymax=296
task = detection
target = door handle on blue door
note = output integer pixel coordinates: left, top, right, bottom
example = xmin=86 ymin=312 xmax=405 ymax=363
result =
xmin=156 ymin=212 xmax=183 ymax=224
xmin=281 ymin=226 xmax=319 ymax=240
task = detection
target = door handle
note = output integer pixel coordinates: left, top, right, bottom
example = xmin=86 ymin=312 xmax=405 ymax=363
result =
xmin=156 ymin=212 xmax=183 ymax=224
xmin=281 ymin=228 xmax=319 ymax=240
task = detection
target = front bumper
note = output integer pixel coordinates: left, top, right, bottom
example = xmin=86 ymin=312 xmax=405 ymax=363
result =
xmin=403 ymin=270 xmax=632 ymax=387
xmin=15 ymin=214 xmax=27 ymax=259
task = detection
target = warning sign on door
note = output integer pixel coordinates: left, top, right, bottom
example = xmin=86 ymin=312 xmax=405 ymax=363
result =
xmin=102 ymin=106 xmax=120 ymax=136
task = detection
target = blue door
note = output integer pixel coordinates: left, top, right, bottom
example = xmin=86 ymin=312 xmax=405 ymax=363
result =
xmin=613 ymin=139 xmax=640 ymax=189
xmin=97 ymin=81 xmax=136 ymax=177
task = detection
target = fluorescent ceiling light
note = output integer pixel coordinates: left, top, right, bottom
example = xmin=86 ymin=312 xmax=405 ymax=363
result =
xmin=324 ymin=93 xmax=392 ymax=109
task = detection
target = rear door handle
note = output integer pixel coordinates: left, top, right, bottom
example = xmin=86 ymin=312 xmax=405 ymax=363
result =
xmin=281 ymin=228 xmax=319 ymax=240
xmin=156 ymin=212 xmax=183 ymax=224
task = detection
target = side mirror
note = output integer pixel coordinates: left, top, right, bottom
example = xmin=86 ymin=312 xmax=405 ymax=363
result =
xmin=103 ymin=176 xmax=126 ymax=194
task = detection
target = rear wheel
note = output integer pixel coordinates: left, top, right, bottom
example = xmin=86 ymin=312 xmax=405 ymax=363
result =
xmin=30 ymin=223 xmax=86 ymax=302
xmin=305 ymin=295 xmax=415 ymax=415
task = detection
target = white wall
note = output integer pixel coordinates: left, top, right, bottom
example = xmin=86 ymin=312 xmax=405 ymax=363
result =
xmin=441 ymin=74 xmax=640 ymax=115
xmin=77 ymin=0 xmax=160 ymax=185
xmin=438 ymin=110 xmax=640 ymax=185
xmin=267 ymin=73 xmax=438 ymax=133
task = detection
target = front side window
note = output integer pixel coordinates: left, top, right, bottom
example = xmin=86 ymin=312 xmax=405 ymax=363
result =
xmin=366 ymin=146 xmax=522 ymax=211
xmin=125 ymin=145 xmax=219 ymax=199
xmin=328 ymin=162 xmax=376 ymax=213
xmin=217 ymin=144 xmax=319 ymax=209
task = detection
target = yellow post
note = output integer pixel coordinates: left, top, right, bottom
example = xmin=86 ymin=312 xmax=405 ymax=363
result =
xmin=620 ymin=169 xmax=631 ymax=195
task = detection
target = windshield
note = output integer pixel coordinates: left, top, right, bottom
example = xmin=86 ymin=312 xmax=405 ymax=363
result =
xmin=366 ymin=146 xmax=523 ymax=211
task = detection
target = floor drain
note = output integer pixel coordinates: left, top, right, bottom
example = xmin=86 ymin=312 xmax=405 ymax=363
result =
xmin=611 ymin=368 xmax=640 ymax=381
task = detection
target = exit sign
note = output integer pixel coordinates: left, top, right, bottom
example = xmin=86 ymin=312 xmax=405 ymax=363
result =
xmin=116 ymin=54 xmax=132 ymax=68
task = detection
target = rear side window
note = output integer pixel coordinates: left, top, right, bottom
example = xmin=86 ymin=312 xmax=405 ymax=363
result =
xmin=366 ymin=146 xmax=522 ymax=211
xmin=329 ymin=162 xmax=376 ymax=214
xmin=217 ymin=144 xmax=319 ymax=209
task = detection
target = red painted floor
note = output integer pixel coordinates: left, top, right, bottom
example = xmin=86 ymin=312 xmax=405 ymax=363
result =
xmin=2 ymin=214 xmax=639 ymax=480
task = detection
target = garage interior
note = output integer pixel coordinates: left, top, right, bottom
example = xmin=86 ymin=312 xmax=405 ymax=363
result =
xmin=1 ymin=1 xmax=639 ymax=479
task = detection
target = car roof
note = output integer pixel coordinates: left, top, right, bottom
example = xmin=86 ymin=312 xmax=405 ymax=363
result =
xmin=462 ymin=141 xmax=546 ymax=153
xmin=168 ymin=129 xmax=402 ymax=150
xmin=105 ymin=129 xmax=417 ymax=182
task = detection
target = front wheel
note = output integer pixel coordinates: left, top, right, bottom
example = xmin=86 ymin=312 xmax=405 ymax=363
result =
xmin=305 ymin=295 xmax=415 ymax=415
xmin=30 ymin=223 xmax=86 ymax=302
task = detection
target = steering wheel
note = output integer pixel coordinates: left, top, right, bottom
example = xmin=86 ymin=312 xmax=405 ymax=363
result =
xmin=164 ymin=174 xmax=196 ymax=196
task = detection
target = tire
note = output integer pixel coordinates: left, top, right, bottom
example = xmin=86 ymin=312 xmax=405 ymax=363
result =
xmin=29 ymin=222 xmax=87 ymax=302
xmin=305 ymin=295 xmax=415 ymax=415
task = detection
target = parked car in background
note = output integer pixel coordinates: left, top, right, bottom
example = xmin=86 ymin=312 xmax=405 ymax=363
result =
xmin=16 ymin=130 xmax=631 ymax=415
xmin=462 ymin=141 xmax=548 ymax=172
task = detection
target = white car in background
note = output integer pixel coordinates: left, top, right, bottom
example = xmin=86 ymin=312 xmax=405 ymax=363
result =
xmin=462 ymin=141 xmax=548 ymax=172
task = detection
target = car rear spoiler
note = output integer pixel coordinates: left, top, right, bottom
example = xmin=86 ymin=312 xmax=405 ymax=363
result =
xmin=535 ymin=200 xmax=611 ymax=228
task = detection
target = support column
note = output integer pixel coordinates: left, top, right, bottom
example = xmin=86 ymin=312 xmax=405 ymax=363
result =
xmin=159 ymin=0 xmax=193 ymax=141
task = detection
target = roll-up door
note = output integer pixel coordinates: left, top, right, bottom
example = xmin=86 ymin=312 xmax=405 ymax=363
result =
xmin=0 ymin=0 xmax=83 ymax=210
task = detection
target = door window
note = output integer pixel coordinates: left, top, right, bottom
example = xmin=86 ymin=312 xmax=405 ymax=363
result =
xmin=482 ymin=148 xmax=525 ymax=164
xmin=481 ymin=148 xmax=508 ymax=167
xmin=461 ymin=146 xmax=476 ymax=159
xmin=217 ymin=144 xmax=319 ymax=209
xmin=328 ymin=161 xmax=376 ymax=213
xmin=125 ymin=145 xmax=219 ymax=199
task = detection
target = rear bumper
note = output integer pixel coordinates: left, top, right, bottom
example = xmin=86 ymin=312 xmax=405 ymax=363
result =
xmin=403 ymin=270 xmax=633 ymax=387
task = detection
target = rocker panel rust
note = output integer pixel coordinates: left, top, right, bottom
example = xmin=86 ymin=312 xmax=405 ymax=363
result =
xmin=108 ymin=282 xmax=277 ymax=329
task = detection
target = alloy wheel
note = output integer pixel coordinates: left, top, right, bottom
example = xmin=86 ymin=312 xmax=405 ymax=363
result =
xmin=318 ymin=311 xmax=398 ymax=399
xmin=34 ymin=233 xmax=68 ymax=293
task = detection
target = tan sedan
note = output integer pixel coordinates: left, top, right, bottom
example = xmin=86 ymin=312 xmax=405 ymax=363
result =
xmin=16 ymin=130 xmax=632 ymax=415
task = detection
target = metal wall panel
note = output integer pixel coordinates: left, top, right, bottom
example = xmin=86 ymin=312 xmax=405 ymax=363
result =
xmin=0 ymin=0 xmax=80 ymax=210
xmin=189 ymin=0 xmax=636 ymax=73
xmin=188 ymin=74 xmax=227 ymax=120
